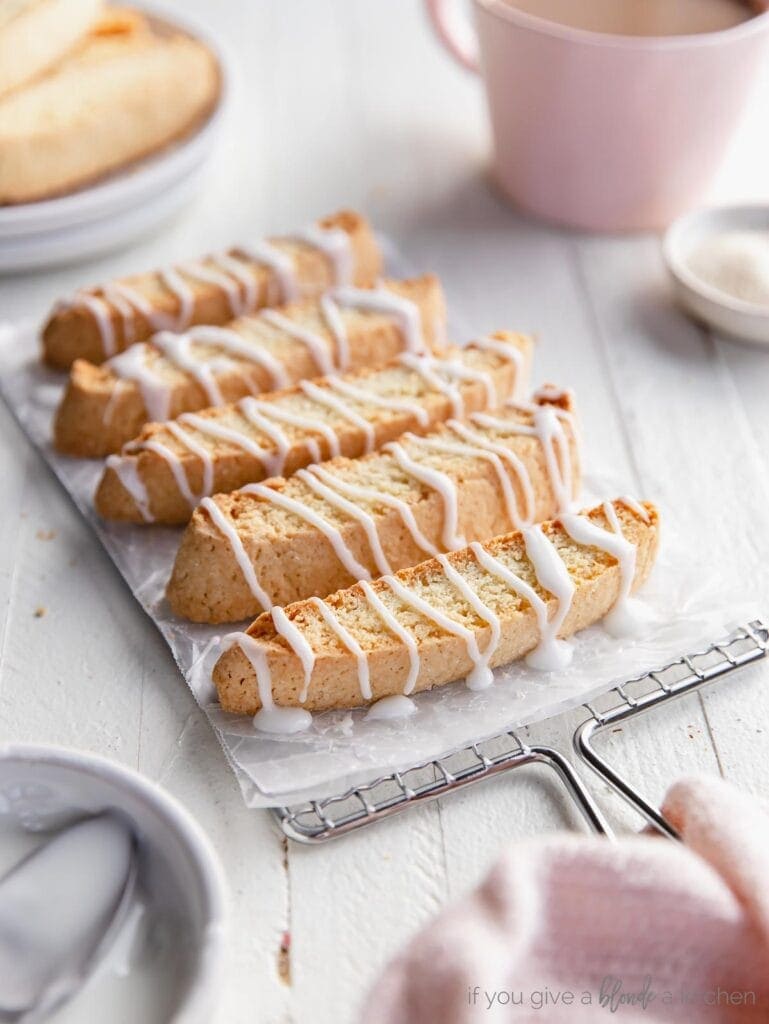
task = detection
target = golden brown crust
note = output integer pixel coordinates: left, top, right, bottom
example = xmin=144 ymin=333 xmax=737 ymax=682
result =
xmin=0 ymin=10 xmax=221 ymax=205
xmin=42 ymin=211 xmax=381 ymax=368
xmin=0 ymin=0 xmax=103 ymax=101
xmin=212 ymin=501 xmax=660 ymax=715
xmin=95 ymin=334 xmax=533 ymax=524
xmin=53 ymin=274 xmax=446 ymax=457
xmin=166 ymin=392 xmax=580 ymax=623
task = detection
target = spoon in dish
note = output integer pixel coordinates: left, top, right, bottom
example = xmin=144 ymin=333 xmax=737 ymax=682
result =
xmin=0 ymin=812 xmax=137 ymax=1022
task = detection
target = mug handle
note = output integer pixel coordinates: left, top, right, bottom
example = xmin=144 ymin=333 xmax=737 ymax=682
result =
xmin=424 ymin=0 xmax=480 ymax=73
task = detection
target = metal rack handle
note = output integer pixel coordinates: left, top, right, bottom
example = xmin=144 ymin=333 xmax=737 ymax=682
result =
xmin=275 ymin=619 xmax=768 ymax=844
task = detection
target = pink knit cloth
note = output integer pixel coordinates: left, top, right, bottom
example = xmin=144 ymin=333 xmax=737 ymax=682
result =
xmin=362 ymin=777 xmax=769 ymax=1022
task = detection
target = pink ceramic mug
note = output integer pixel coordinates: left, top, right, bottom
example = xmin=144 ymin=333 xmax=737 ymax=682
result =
xmin=425 ymin=0 xmax=769 ymax=231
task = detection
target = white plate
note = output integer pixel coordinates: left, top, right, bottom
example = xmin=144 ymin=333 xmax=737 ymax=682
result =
xmin=0 ymin=2 xmax=231 ymax=269
xmin=0 ymin=99 xmax=225 ymax=240
xmin=0 ymin=159 xmax=209 ymax=272
xmin=663 ymin=204 xmax=769 ymax=347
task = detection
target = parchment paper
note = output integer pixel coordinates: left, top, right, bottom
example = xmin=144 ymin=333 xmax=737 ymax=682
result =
xmin=0 ymin=300 xmax=756 ymax=808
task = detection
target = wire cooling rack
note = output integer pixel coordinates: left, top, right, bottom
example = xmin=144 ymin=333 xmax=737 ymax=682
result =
xmin=275 ymin=619 xmax=768 ymax=844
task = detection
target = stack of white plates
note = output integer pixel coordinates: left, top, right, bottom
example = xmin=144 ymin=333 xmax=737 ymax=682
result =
xmin=0 ymin=6 xmax=229 ymax=273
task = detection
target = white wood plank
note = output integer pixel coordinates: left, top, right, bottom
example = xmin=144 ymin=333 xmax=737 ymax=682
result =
xmin=290 ymin=804 xmax=448 ymax=1024
xmin=575 ymin=234 xmax=769 ymax=799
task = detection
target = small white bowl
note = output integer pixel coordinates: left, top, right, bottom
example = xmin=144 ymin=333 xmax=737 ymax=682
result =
xmin=0 ymin=743 xmax=227 ymax=1024
xmin=663 ymin=204 xmax=769 ymax=347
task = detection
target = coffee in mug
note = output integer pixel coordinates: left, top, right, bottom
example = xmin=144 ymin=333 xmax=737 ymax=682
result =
xmin=499 ymin=0 xmax=755 ymax=37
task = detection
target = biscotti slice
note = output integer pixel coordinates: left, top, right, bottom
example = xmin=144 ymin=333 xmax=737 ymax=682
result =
xmin=212 ymin=499 xmax=660 ymax=718
xmin=0 ymin=0 xmax=103 ymax=100
xmin=166 ymin=388 xmax=580 ymax=623
xmin=42 ymin=210 xmax=382 ymax=368
xmin=0 ymin=8 xmax=220 ymax=206
xmin=96 ymin=333 xmax=533 ymax=525
xmin=54 ymin=275 xmax=445 ymax=457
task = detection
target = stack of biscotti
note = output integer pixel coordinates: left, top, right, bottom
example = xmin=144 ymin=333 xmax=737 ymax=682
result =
xmin=212 ymin=500 xmax=660 ymax=716
xmin=37 ymin=204 xmax=662 ymax=727
xmin=53 ymin=273 xmax=447 ymax=455
xmin=166 ymin=385 xmax=580 ymax=621
xmin=94 ymin=333 xmax=533 ymax=524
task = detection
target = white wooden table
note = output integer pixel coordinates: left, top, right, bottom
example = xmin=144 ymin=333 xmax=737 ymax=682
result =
xmin=2 ymin=2 xmax=769 ymax=1021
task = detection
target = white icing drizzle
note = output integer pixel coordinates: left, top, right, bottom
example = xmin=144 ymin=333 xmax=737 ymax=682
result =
xmin=365 ymin=695 xmax=417 ymax=721
xmin=57 ymin=225 xmax=354 ymax=359
xmin=468 ymin=541 xmax=572 ymax=673
xmin=435 ymin=553 xmax=500 ymax=690
xmin=240 ymin=396 xmax=339 ymax=461
xmin=103 ymin=284 xmax=424 ymax=420
xmin=101 ymin=382 xmax=125 ymax=427
xmin=260 ymin=308 xmax=335 ymax=375
xmin=619 ymin=495 xmax=650 ymax=523
xmin=107 ymin=344 xmax=172 ymax=422
xmin=61 ymin=292 xmax=115 ymax=356
xmin=471 ymin=404 xmax=575 ymax=512
xmin=181 ymin=260 xmax=247 ymax=318
xmin=153 ymin=332 xmax=224 ymax=406
xmin=209 ymin=253 xmax=258 ymax=312
xmin=382 ymin=573 xmax=487 ymax=688
xmin=299 ymin=380 xmax=376 ymax=453
xmin=297 ymin=467 xmax=440 ymax=560
xmin=237 ymin=240 xmax=298 ymax=305
xmin=473 ymin=335 xmax=526 ymax=400
xmin=231 ymin=632 xmax=311 ymax=734
xmin=405 ymin=430 xmax=525 ymax=530
xmin=521 ymin=524 xmax=576 ymax=670
xmin=180 ymin=325 xmax=290 ymax=389
xmin=327 ymin=286 xmax=426 ymax=357
xmin=137 ymin=435 xmax=198 ymax=508
xmin=200 ymin=499 xmax=272 ymax=611
xmin=102 ymin=283 xmax=154 ymax=325
xmin=326 ymin=374 xmax=431 ymax=428
xmin=238 ymin=398 xmax=293 ymax=475
xmin=560 ymin=501 xmax=640 ymax=638
xmin=122 ymin=409 xmax=279 ymax=513
xmin=178 ymin=412 xmax=273 ymax=462
xmin=134 ymin=377 xmax=364 ymax=501
xmin=270 ymin=606 xmax=316 ymax=703
xmin=113 ymin=324 xmax=289 ymax=418
xmin=319 ymin=292 xmax=352 ymax=369
xmin=107 ymin=322 xmax=292 ymax=424
xmin=533 ymin=404 xmax=573 ymax=511
xmin=105 ymin=454 xmax=153 ymax=522
xmin=358 ymin=580 xmax=420 ymax=695
xmin=309 ymin=597 xmax=372 ymax=700
xmin=447 ymin=420 xmax=536 ymax=524
xmin=242 ymin=483 xmax=372 ymax=582
xmin=293 ymin=225 xmax=354 ymax=285
xmin=383 ymin=441 xmax=466 ymax=550
xmin=103 ymin=287 xmax=139 ymax=348
xmin=165 ymin=421 xmax=214 ymax=497
xmin=398 ymin=353 xmax=464 ymax=417
xmin=158 ymin=267 xmax=195 ymax=331
xmin=299 ymin=468 xmax=392 ymax=577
